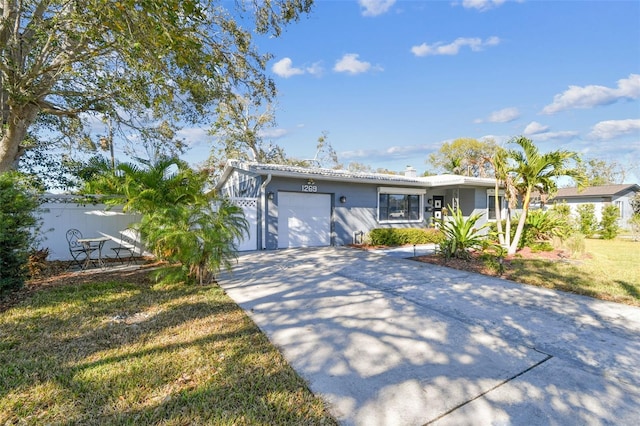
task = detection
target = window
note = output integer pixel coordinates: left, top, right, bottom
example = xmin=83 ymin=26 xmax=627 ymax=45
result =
xmin=487 ymin=195 xmax=504 ymax=220
xmin=615 ymin=201 xmax=624 ymax=217
xmin=378 ymin=193 xmax=422 ymax=221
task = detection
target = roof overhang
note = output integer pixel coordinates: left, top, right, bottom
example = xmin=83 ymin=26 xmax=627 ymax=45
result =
xmin=215 ymin=160 xmax=498 ymax=190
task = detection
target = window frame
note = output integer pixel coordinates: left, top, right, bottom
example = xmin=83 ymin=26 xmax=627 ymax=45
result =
xmin=487 ymin=189 xmax=506 ymax=221
xmin=377 ymin=187 xmax=425 ymax=223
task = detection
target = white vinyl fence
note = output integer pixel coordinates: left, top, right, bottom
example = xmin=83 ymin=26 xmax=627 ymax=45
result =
xmin=37 ymin=195 xmax=142 ymax=261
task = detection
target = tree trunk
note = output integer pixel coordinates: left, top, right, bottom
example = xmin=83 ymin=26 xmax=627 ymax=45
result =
xmin=508 ymin=210 xmax=527 ymax=255
xmin=494 ymin=183 xmax=505 ymax=246
xmin=0 ymin=106 xmax=39 ymax=172
xmin=505 ymin=207 xmax=511 ymax=248
xmin=508 ymin=190 xmax=531 ymax=255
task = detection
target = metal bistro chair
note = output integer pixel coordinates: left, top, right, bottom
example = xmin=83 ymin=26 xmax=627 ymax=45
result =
xmin=66 ymin=229 xmax=98 ymax=270
xmin=111 ymin=228 xmax=138 ymax=265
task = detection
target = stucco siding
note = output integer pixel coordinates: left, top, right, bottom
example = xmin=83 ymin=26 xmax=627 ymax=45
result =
xmin=458 ymin=188 xmax=476 ymax=215
xmin=263 ymin=177 xmax=428 ymax=248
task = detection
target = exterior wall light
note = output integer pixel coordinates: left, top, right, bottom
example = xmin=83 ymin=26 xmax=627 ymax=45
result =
xmin=267 ymin=191 xmax=274 ymax=200
xmin=339 ymin=195 xmax=347 ymax=204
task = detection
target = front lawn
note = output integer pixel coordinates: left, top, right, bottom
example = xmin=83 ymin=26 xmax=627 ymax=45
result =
xmin=0 ymin=268 xmax=336 ymax=425
xmin=415 ymin=238 xmax=640 ymax=306
xmin=507 ymin=238 xmax=639 ymax=305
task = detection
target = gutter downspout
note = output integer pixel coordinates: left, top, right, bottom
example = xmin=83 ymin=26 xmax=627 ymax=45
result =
xmin=260 ymin=174 xmax=272 ymax=250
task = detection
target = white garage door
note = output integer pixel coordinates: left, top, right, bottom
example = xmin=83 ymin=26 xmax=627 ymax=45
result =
xmin=278 ymin=192 xmax=331 ymax=248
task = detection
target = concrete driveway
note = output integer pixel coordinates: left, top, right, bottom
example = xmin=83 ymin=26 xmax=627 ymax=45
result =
xmin=218 ymin=247 xmax=640 ymax=425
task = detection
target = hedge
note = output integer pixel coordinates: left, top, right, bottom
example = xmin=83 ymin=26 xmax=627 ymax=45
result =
xmin=368 ymin=228 xmax=444 ymax=246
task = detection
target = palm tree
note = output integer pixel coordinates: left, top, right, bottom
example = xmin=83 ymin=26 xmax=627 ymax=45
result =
xmin=81 ymin=156 xmax=248 ymax=284
xmin=488 ymin=147 xmax=507 ymax=246
xmin=117 ymin=157 xmax=200 ymax=214
xmin=488 ymin=147 xmax=519 ymax=249
xmin=506 ymin=137 xmax=582 ymax=255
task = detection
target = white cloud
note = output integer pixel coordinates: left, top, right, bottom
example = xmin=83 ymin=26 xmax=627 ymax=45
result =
xmin=411 ymin=36 xmax=500 ymax=57
xmin=531 ymin=131 xmax=579 ymax=141
xmin=359 ymin=0 xmax=396 ymax=17
xmin=272 ymin=58 xmax=305 ymax=78
xmin=334 ymin=53 xmax=374 ymax=75
xmin=523 ymin=121 xmax=549 ymax=135
xmin=488 ymin=107 xmax=519 ymax=123
xmin=521 ymin=121 xmax=577 ymax=141
xmin=272 ymin=58 xmax=325 ymax=78
xmin=460 ymin=0 xmax=507 ymax=12
xmin=588 ymin=119 xmax=640 ymax=140
xmin=258 ymin=128 xmax=289 ymax=139
xmin=476 ymin=107 xmax=519 ymax=123
xmin=306 ymin=62 xmax=324 ymax=77
xmin=177 ymin=127 xmax=211 ymax=147
xmin=341 ymin=142 xmax=437 ymax=160
xmin=542 ymin=74 xmax=640 ymax=114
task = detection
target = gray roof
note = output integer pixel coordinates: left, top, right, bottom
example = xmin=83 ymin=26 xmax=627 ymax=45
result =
xmin=219 ymin=160 xmax=497 ymax=189
xmin=553 ymin=184 xmax=640 ymax=199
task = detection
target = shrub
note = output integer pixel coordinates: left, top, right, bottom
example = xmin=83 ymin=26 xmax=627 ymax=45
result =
xmin=489 ymin=209 xmax=570 ymax=250
xmin=0 ymin=172 xmax=42 ymax=292
xmin=521 ymin=209 xmax=571 ymax=247
xmin=552 ymin=201 xmax=572 ymax=218
xmin=438 ymin=206 xmax=489 ymax=260
xmin=143 ymin=199 xmax=248 ymax=285
xmin=564 ymin=232 xmax=586 ymax=257
xmin=549 ymin=202 xmax=575 ymax=238
xmin=630 ymin=214 xmax=640 ymax=242
xmin=599 ymin=204 xmax=620 ymax=240
xmin=577 ymin=204 xmax=597 ymax=238
xmin=528 ymin=241 xmax=554 ymax=252
xmin=84 ymin=157 xmax=249 ymax=285
xmin=367 ymin=228 xmax=444 ymax=246
xmin=480 ymin=243 xmax=507 ymax=275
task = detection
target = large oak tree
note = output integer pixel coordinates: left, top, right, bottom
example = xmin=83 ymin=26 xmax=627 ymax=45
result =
xmin=0 ymin=0 xmax=312 ymax=172
xmin=427 ymin=137 xmax=498 ymax=177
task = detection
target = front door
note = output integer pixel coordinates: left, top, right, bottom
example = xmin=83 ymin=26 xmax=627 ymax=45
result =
xmin=432 ymin=195 xmax=445 ymax=219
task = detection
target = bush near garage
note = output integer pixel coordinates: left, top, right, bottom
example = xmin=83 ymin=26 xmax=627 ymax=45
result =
xmin=368 ymin=228 xmax=444 ymax=246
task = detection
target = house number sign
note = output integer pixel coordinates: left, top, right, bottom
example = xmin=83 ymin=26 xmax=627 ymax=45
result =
xmin=301 ymin=184 xmax=318 ymax=192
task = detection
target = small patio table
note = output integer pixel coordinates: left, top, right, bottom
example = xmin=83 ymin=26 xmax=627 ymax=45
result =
xmin=77 ymin=236 xmax=110 ymax=269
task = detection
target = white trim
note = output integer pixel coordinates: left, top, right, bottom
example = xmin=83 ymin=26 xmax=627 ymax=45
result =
xmin=377 ymin=191 xmax=424 ymax=223
xmin=378 ymin=186 xmax=427 ymax=195
xmin=487 ymin=193 xmax=506 ymax=221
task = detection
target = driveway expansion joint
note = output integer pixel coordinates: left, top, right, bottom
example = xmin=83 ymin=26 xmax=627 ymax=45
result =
xmin=425 ymin=353 xmax=554 ymax=425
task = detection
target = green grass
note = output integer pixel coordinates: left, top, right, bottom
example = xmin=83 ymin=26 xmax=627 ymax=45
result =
xmin=0 ymin=271 xmax=337 ymax=425
xmin=506 ymin=239 xmax=640 ymax=306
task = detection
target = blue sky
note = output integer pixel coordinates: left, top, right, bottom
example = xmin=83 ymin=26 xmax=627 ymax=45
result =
xmin=184 ymin=0 xmax=640 ymax=182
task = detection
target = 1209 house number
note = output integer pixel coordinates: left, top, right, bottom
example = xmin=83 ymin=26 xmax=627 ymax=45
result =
xmin=301 ymin=185 xmax=318 ymax=192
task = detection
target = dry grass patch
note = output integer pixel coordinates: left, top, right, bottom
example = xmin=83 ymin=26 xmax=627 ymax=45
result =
xmin=0 ymin=269 xmax=336 ymax=425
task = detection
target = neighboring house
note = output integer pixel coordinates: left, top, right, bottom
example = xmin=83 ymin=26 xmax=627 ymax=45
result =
xmin=549 ymin=184 xmax=640 ymax=228
xmin=215 ymin=160 xmax=499 ymax=250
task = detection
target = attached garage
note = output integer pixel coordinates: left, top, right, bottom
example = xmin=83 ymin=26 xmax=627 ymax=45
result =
xmin=277 ymin=192 xmax=331 ymax=248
